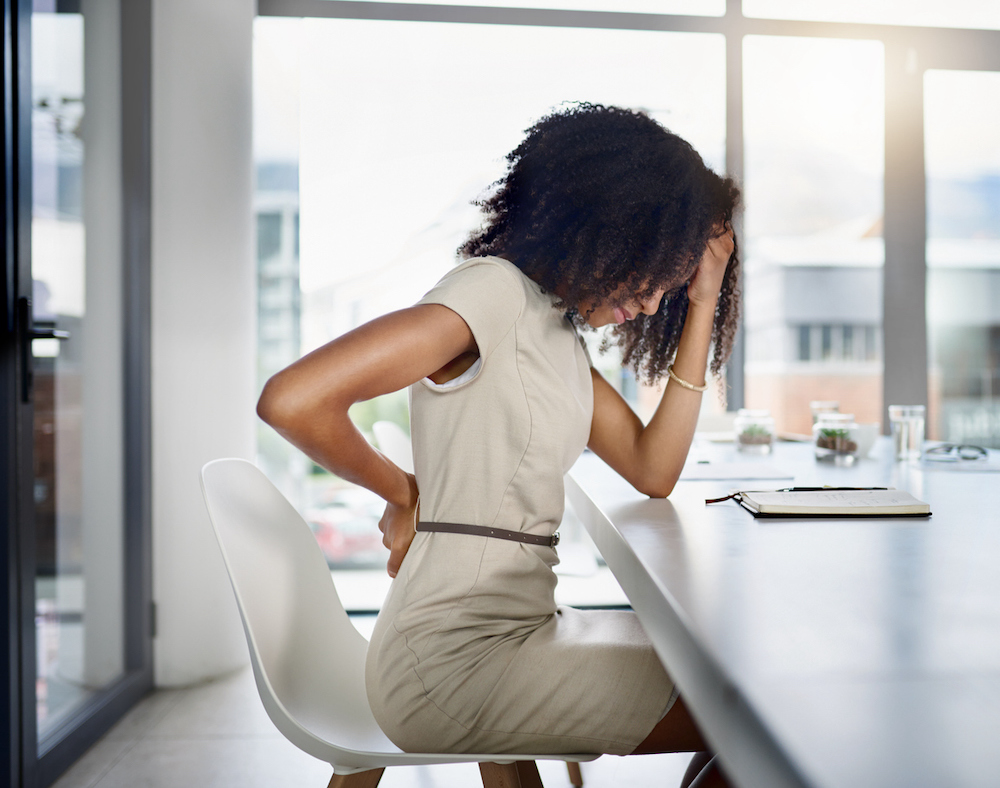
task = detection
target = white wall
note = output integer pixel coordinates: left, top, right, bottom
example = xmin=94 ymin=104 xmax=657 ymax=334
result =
xmin=151 ymin=0 xmax=256 ymax=686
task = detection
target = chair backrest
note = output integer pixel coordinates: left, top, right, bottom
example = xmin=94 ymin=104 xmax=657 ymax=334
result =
xmin=372 ymin=420 xmax=414 ymax=474
xmin=200 ymin=458 xmax=399 ymax=764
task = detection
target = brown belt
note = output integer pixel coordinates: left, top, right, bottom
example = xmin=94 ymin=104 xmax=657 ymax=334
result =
xmin=416 ymin=521 xmax=560 ymax=548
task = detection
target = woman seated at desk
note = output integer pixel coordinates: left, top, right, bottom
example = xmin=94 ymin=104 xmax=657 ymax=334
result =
xmin=258 ymin=103 xmax=740 ymax=787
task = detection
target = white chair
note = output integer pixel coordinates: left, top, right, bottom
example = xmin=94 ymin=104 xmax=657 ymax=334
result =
xmin=200 ymin=458 xmax=597 ymax=788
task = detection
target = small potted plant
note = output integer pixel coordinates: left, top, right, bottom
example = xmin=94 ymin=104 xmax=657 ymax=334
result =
xmin=813 ymin=414 xmax=860 ymax=465
xmin=735 ymin=409 xmax=775 ymax=455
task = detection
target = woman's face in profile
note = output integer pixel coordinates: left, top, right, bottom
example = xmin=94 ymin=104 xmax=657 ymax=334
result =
xmin=580 ymin=282 xmax=668 ymax=328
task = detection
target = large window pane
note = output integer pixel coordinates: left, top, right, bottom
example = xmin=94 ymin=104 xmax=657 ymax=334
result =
xmin=744 ymin=0 xmax=1000 ymax=31
xmin=254 ymin=17 xmax=724 ymax=603
xmin=743 ymin=35 xmax=884 ymax=436
xmin=925 ymin=70 xmax=1000 ymax=447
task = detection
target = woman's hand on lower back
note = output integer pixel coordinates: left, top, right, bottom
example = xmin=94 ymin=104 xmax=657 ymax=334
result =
xmin=378 ymin=473 xmax=419 ymax=578
xmin=256 ymin=304 xmax=474 ymax=577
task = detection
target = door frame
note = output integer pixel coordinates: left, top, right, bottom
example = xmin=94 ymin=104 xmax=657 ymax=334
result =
xmin=2 ymin=1 xmax=153 ymax=785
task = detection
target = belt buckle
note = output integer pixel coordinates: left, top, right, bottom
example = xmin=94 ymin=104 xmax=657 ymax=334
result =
xmin=551 ymin=531 xmax=560 ymax=547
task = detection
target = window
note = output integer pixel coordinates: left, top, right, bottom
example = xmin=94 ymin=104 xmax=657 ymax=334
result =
xmin=743 ymin=0 xmax=1000 ymax=30
xmin=925 ymin=69 xmax=1000 ymax=447
xmin=743 ymin=35 xmax=885 ymax=435
xmin=327 ymin=0 xmax=724 ymax=11
xmin=254 ymin=12 xmax=724 ymax=605
xmin=254 ymin=1 xmax=1000 ymax=600
xmin=795 ymin=325 xmax=879 ymax=362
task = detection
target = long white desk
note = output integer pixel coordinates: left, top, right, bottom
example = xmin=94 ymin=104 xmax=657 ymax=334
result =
xmin=568 ymin=439 xmax=1000 ymax=788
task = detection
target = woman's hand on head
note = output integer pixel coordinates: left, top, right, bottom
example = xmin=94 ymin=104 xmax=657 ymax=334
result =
xmin=687 ymin=225 xmax=735 ymax=309
xmin=378 ymin=473 xmax=419 ymax=578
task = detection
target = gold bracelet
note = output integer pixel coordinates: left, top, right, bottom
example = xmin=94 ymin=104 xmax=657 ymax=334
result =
xmin=667 ymin=364 xmax=708 ymax=392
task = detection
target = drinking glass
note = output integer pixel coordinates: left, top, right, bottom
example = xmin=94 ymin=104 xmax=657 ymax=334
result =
xmin=888 ymin=405 xmax=925 ymax=460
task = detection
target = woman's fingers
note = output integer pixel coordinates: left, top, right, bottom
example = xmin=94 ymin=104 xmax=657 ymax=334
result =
xmin=386 ymin=537 xmax=412 ymax=579
xmin=688 ymin=228 xmax=734 ymax=306
xmin=707 ymin=226 xmax=734 ymax=263
xmin=380 ymin=507 xmax=411 ymax=578
xmin=378 ymin=487 xmax=419 ymax=578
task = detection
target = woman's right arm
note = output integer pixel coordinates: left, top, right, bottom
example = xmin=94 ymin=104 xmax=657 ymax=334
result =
xmin=257 ymin=304 xmax=476 ymax=576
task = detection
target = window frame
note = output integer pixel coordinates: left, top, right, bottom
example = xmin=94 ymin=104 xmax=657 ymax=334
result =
xmin=2 ymin=1 xmax=154 ymax=785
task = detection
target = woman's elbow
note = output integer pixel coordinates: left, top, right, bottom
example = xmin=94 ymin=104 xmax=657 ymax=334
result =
xmin=257 ymin=373 xmax=297 ymax=430
xmin=637 ymin=481 xmax=676 ymax=499
xmin=632 ymin=470 xmax=679 ymax=499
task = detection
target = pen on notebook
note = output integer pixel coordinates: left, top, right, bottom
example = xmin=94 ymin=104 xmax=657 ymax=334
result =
xmin=775 ymin=486 xmax=888 ymax=492
xmin=706 ymin=486 xmax=890 ymax=504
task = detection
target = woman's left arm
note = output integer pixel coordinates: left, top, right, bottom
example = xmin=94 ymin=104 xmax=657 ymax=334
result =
xmin=588 ymin=228 xmax=735 ymax=497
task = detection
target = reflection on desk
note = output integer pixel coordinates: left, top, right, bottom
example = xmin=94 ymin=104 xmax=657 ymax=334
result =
xmin=569 ymin=438 xmax=1000 ymax=788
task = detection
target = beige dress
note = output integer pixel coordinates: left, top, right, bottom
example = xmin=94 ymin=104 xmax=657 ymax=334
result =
xmin=365 ymin=257 xmax=674 ymax=755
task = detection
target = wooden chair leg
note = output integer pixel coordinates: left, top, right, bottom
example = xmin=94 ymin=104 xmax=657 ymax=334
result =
xmin=327 ymin=767 xmax=385 ymax=788
xmin=566 ymin=761 xmax=584 ymax=787
xmin=479 ymin=761 xmax=525 ymax=788
xmin=515 ymin=760 xmax=544 ymax=788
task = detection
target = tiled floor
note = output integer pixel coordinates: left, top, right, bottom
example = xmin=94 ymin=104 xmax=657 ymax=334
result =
xmin=52 ymin=617 xmax=693 ymax=788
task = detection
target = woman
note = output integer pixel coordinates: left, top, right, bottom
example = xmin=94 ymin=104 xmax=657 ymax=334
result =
xmin=258 ymin=104 xmax=739 ymax=784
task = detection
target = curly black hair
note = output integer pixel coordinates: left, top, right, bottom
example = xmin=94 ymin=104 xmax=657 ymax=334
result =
xmin=459 ymin=103 xmax=741 ymax=384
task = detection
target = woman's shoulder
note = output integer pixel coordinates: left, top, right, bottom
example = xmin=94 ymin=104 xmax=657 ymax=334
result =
xmin=414 ymin=256 xmax=528 ymax=342
xmin=426 ymin=256 xmax=531 ymax=309
xmin=448 ymin=255 xmax=524 ymax=284
xmin=450 ymin=256 xmax=554 ymax=305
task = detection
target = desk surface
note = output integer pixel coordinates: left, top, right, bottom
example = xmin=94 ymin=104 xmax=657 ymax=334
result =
xmin=570 ymin=439 xmax=1000 ymax=788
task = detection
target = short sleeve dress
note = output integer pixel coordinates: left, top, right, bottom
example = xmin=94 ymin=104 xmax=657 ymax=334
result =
xmin=365 ymin=257 xmax=675 ymax=756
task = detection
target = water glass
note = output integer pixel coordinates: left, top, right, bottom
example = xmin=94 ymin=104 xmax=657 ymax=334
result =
xmin=888 ymin=405 xmax=925 ymax=460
